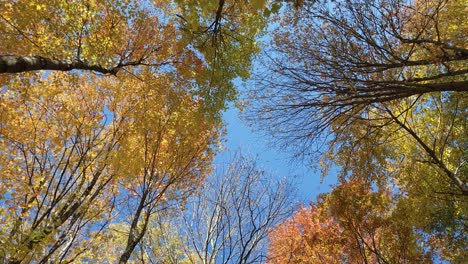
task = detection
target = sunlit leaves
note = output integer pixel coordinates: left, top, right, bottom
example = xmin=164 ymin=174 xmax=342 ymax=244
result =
xmin=0 ymin=0 xmax=272 ymax=261
xmin=0 ymin=68 xmax=223 ymax=262
xmin=0 ymin=72 xmax=121 ymax=262
xmin=268 ymin=180 xmax=433 ymax=263
xmin=253 ymin=1 xmax=467 ymax=262
xmin=317 ymin=93 xmax=467 ymax=262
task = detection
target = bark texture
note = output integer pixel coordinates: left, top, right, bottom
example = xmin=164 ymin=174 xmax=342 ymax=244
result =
xmin=0 ymin=55 xmax=117 ymax=75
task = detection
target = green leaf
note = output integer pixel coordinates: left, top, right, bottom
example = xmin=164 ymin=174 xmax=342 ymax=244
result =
xmin=263 ymin=7 xmax=271 ymax=18
xmin=271 ymin=3 xmax=281 ymax=14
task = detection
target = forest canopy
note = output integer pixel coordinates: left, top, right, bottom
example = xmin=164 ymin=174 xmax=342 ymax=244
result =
xmin=249 ymin=0 xmax=467 ymax=262
xmin=1 ymin=0 xmax=467 ymax=263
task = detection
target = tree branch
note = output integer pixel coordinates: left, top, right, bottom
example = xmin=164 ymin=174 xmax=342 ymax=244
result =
xmin=386 ymin=109 xmax=468 ymax=195
xmin=0 ymin=55 xmax=118 ymax=75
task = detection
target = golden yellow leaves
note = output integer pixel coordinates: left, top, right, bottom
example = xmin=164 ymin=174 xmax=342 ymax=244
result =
xmin=111 ymin=70 xmax=218 ymax=184
xmin=0 ymin=0 xmax=175 ymax=70
xmin=0 ymin=0 xmax=270 ymax=260
xmin=0 ymin=63 xmax=224 ymax=260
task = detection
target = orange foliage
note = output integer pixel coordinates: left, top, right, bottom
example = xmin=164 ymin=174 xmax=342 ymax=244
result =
xmin=268 ymin=180 xmax=433 ymax=264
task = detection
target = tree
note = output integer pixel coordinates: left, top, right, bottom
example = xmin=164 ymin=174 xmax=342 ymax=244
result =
xmin=0 ymin=0 xmax=179 ymax=74
xmin=267 ymin=180 xmax=433 ymax=264
xmin=0 ymin=72 xmax=123 ymax=263
xmin=143 ymin=154 xmax=295 ymax=264
xmin=79 ymin=217 xmax=192 ymax=264
xmin=247 ymin=0 xmax=467 ymax=146
xmin=327 ymin=93 xmax=468 ymax=261
xmin=245 ymin=2 xmax=467 ymax=260
xmin=0 ymin=69 xmax=220 ymax=263
xmin=266 ymin=92 xmax=467 ymax=262
xmin=0 ymin=0 xmax=270 ymax=113
xmin=108 ymin=70 xmax=219 ymax=264
xmin=0 ymin=0 xmax=271 ymax=262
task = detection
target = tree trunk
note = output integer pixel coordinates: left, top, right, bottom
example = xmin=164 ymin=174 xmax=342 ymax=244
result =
xmin=0 ymin=55 xmax=117 ymax=75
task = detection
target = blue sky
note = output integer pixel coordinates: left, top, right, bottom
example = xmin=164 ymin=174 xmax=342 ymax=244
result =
xmin=215 ymin=106 xmax=337 ymax=204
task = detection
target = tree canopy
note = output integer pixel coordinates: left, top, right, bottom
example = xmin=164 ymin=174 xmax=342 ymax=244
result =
xmin=249 ymin=0 xmax=467 ymax=262
xmin=0 ymin=0 xmax=272 ymax=262
xmin=248 ymin=0 xmax=467 ymax=144
xmin=1 ymin=0 xmax=466 ymax=263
